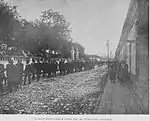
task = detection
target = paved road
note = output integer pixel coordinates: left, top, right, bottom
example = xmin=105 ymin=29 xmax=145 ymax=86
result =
xmin=0 ymin=65 xmax=108 ymax=114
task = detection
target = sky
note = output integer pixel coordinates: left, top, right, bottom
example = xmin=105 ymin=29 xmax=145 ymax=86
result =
xmin=6 ymin=0 xmax=130 ymax=56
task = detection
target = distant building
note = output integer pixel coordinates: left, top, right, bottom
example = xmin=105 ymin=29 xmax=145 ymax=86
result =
xmin=87 ymin=54 xmax=103 ymax=61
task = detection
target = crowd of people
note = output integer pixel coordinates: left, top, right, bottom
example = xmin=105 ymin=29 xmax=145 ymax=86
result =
xmin=109 ymin=60 xmax=130 ymax=84
xmin=0 ymin=57 xmax=96 ymax=93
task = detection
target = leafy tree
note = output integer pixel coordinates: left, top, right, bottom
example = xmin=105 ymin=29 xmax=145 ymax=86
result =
xmin=0 ymin=4 xmax=87 ymax=59
xmin=0 ymin=1 xmax=19 ymax=40
xmin=29 ymin=9 xmax=73 ymax=58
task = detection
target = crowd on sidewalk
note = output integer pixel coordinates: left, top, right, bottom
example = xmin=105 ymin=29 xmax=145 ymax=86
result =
xmin=96 ymin=60 xmax=143 ymax=114
xmin=108 ymin=60 xmax=131 ymax=86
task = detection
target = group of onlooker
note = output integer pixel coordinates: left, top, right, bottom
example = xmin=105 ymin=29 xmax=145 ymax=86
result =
xmin=109 ymin=60 xmax=130 ymax=84
xmin=0 ymin=58 xmax=23 ymax=93
xmin=0 ymin=57 xmax=96 ymax=93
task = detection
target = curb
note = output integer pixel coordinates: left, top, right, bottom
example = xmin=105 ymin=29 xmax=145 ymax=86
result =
xmin=92 ymin=70 xmax=109 ymax=114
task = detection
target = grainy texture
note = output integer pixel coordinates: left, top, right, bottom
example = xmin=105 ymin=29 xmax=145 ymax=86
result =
xmin=96 ymin=79 xmax=149 ymax=114
xmin=0 ymin=65 xmax=108 ymax=114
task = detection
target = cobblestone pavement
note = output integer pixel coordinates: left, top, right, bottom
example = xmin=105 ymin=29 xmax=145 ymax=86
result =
xmin=0 ymin=65 xmax=108 ymax=114
xmin=96 ymin=79 xmax=149 ymax=114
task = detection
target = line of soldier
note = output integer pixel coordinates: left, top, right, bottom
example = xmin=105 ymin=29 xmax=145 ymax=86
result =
xmin=0 ymin=57 xmax=96 ymax=93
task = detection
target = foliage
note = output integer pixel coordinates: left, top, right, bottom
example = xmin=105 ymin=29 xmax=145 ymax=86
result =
xmin=0 ymin=3 xmax=87 ymax=59
xmin=0 ymin=1 xmax=19 ymax=40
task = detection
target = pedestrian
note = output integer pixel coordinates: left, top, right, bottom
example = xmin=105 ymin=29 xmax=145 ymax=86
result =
xmin=0 ymin=63 xmax=5 ymax=93
xmin=16 ymin=59 xmax=24 ymax=88
xmin=42 ymin=59 xmax=47 ymax=78
xmin=119 ymin=60 xmax=128 ymax=84
xmin=31 ymin=58 xmax=36 ymax=80
xmin=109 ymin=63 xmax=116 ymax=83
xmin=35 ymin=59 xmax=41 ymax=81
xmin=117 ymin=61 xmax=122 ymax=81
xmin=24 ymin=59 xmax=31 ymax=85
xmin=122 ymin=63 xmax=130 ymax=82
xmin=6 ymin=58 xmax=15 ymax=92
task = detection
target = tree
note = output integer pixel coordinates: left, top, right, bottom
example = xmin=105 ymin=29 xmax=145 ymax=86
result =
xmin=0 ymin=4 xmax=86 ymax=59
xmin=29 ymin=9 xmax=73 ymax=58
xmin=0 ymin=1 xmax=19 ymax=40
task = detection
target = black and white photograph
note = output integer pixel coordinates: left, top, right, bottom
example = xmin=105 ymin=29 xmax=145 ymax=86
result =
xmin=0 ymin=0 xmax=149 ymax=118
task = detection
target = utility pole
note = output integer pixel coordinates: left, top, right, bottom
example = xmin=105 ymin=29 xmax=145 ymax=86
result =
xmin=110 ymin=51 xmax=112 ymax=60
xmin=71 ymin=46 xmax=75 ymax=60
xmin=106 ymin=40 xmax=109 ymax=68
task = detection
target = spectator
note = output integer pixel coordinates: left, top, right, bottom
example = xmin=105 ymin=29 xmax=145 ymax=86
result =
xmin=6 ymin=58 xmax=16 ymax=92
xmin=0 ymin=63 xmax=5 ymax=93
xmin=16 ymin=59 xmax=24 ymax=88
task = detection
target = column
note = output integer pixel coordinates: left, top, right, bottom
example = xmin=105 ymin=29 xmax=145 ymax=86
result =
xmin=76 ymin=48 xmax=79 ymax=60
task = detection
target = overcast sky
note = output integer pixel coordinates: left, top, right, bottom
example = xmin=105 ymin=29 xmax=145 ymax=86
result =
xmin=7 ymin=0 xmax=130 ymax=56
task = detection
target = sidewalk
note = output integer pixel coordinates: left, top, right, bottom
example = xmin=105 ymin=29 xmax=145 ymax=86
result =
xmin=96 ymin=80 xmax=146 ymax=114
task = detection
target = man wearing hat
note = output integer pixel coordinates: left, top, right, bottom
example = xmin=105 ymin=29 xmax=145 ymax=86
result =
xmin=6 ymin=58 xmax=15 ymax=92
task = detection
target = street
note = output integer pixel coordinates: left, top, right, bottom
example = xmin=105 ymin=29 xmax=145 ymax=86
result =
xmin=0 ymin=0 xmax=149 ymax=119
xmin=0 ymin=65 xmax=108 ymax=114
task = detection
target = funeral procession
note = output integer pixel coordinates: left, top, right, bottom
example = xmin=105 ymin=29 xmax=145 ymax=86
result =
xmin=0 ymin=0 xmax=148 ymax=115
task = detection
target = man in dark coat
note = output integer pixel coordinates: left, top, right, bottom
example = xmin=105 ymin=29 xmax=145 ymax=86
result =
xmin=59 ymin=60 xmax=65 ymax=75
xmin=109 ymin=63 xmax=116 ymax=83
xmin=35 ymin=59 xmax=41 ymax=81
xmin=6 ymin=59 xmax=15 ymax=92
xmin=47 ymin=59 xmax=52 ymax=78
xmin=51 ymin=60 xmax=57 ymax=77
xmin=31 ymin=58 xmax=36 ymax=80
xmin=0 ymin=63 xmax=5 ymax=92
xmin=16 ymin=59 xmax=24 ymax=88
xmin=119 ymin=60 xmax=128 ymax=84
xmin=42 ymin=59 xmax=47 ymax=78
xmin=122 ymin=63 xmax=130 ymax=83
xmin=24 ymin=59 xmax=31 ymax=85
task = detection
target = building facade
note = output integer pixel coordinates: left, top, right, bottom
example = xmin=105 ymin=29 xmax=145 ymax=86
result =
xmin=115 ymin=0 xmax=149 ymax=113
xmin=115 ymin=0 xmax=148 ymax=79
